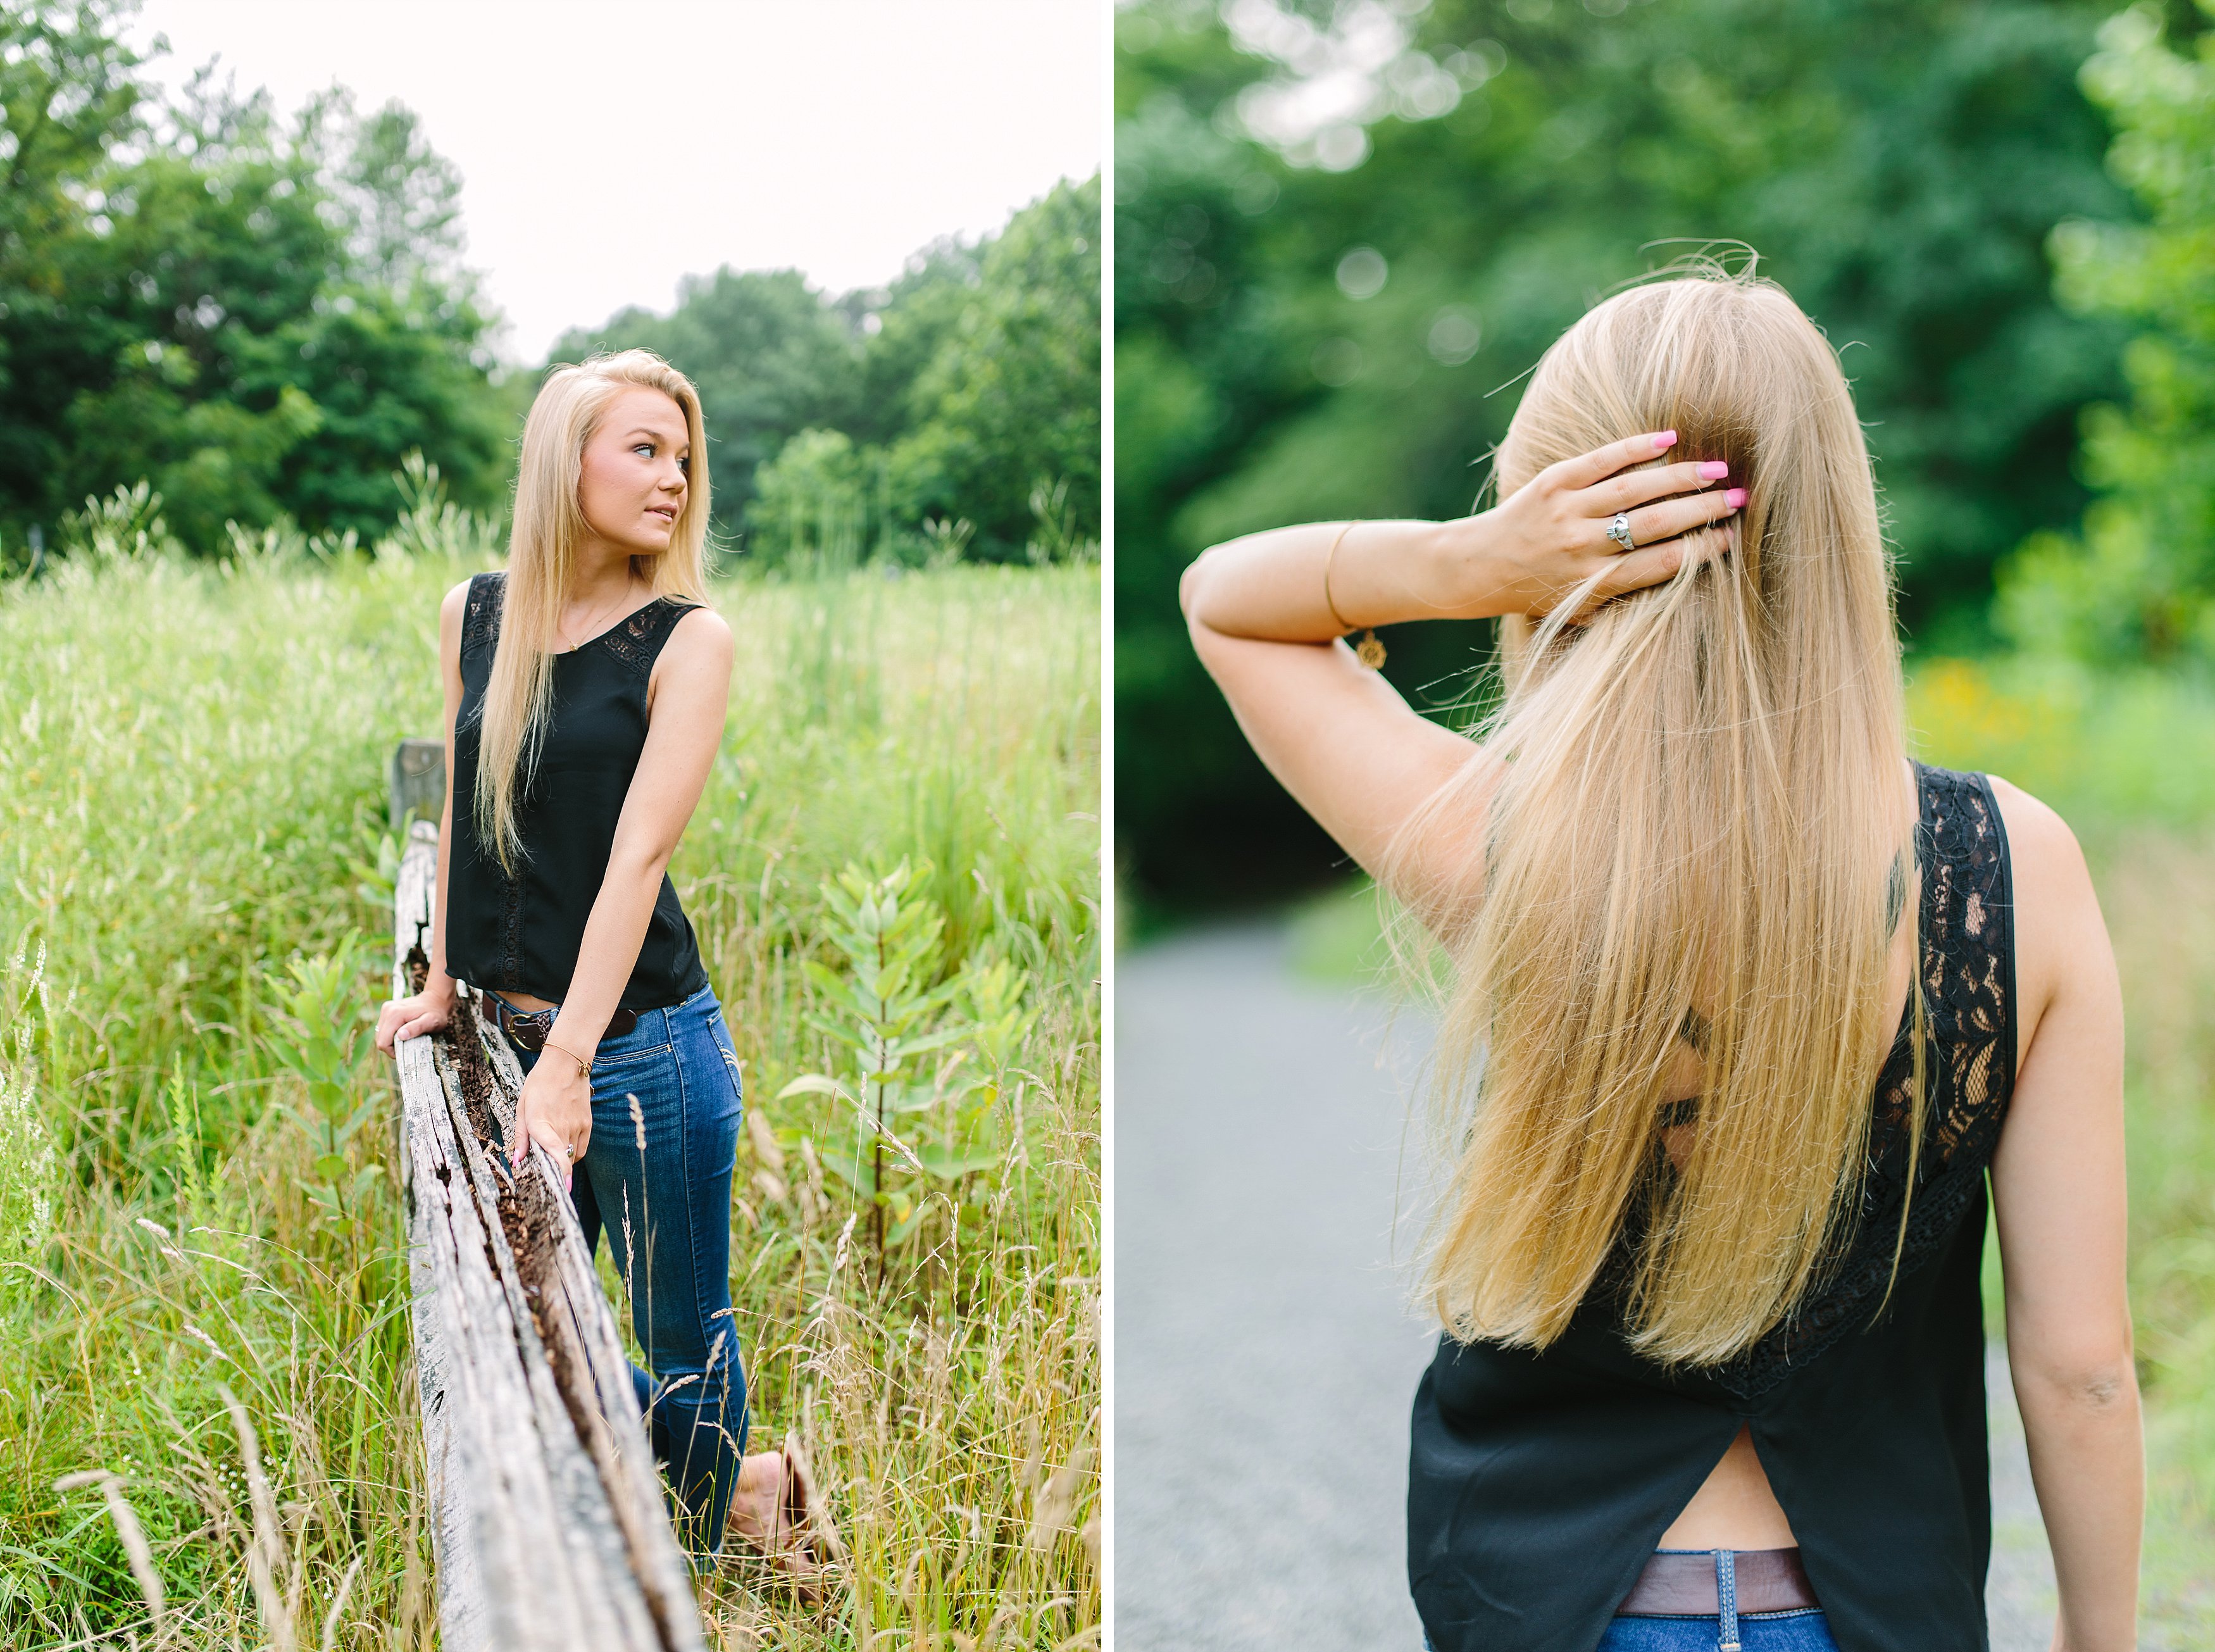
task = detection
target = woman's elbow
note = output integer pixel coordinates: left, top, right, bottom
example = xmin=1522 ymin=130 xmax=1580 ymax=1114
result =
xmin=2012 ymin=1337 xmax=2140 ymax=1417
xmin=1179 ymin=548 xmax=1217 ymax=625
xmin=609 ymin=844 xmax=677 ymax=890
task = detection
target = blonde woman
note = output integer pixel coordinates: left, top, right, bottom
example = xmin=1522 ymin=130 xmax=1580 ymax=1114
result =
xmin=1181 ymin=274 xmax=2138 ymax=1651
xmin=375 ymin=350 xmax=811 ymax=1568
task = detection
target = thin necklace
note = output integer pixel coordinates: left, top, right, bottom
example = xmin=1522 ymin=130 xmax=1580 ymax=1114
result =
xmin=559 ymin=577 xmax=642 ymax=653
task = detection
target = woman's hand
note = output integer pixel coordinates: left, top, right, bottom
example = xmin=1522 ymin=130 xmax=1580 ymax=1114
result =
xmin=375 ymin=981 xmax=458 ymax=1056
xmin=515 ymin=1050 xmax=593 ymax=1189
xmin=1461 ymin=429 xmax=1744 ymax=622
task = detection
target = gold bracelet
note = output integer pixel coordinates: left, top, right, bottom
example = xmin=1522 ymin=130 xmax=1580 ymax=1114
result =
xmin=543 ymin=1038 xmax=594 ymax=1081
xmin=1322 ymin=522 xmax=1387 ymax=670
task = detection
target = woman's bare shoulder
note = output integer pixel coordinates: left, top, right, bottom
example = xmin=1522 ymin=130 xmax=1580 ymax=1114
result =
xmin=439 ymin=575 xmax=476 ymax=630
xmin=1985 ymin=773 xmax=2089 ymax=899
xmin=437 ymin=577 xmax=477 ymax=664
xmin=649 ymin=603 xmax=734 ymax=708
xmin=665 ymin=601 xmax=733 ymax=663
xmin=1983 ymin=772 xmax=2107 ymax=1063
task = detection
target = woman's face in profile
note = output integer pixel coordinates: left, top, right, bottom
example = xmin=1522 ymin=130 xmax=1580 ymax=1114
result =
xmin=578 ymin=385 xmax=690 ymax=556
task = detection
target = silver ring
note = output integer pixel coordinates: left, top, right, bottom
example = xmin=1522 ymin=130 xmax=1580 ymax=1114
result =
xmin=563 ymin=1143 xmax=575 ymax=1158
xmin=1606 ymin=512 xmax=1636 ymax=553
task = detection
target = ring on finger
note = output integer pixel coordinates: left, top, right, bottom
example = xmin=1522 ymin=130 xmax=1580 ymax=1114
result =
xmin=563 ymin=1142 xmax=575 ymax=1159
xmin=1606 ymin=512 xmax=1636 ymax=553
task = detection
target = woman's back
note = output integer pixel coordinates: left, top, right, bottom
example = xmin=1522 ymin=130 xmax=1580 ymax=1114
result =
xmin=1409 ymin=763 xmax=2012 ymax=1652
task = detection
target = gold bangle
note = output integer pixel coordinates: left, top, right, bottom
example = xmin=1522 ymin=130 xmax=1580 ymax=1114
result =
xmin=1322 ymin=522 xmax=1387 ymax=670
xmin=543 ymin=1038 xmax=593 ymax=1081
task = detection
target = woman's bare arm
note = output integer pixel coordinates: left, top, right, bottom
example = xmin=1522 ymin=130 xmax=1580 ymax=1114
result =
xmin=1180 ymin=431 xmax=1738 ymax=888
xmin=1987 ymin=778 xmax=2140 ymax=1652
xmin=512 ymin=605 xmax=735 ymax=1170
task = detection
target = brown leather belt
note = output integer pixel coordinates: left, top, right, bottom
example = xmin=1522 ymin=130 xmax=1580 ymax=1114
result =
xmin=484 ymin=992 xmax=637 ymax=1052
xmin=1616 ymin=1548 xmax=1819 ymax=1617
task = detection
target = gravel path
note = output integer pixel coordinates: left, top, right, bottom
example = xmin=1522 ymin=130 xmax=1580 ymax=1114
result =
xmin=1116 ymin=922 xmax=2057 ymax=1651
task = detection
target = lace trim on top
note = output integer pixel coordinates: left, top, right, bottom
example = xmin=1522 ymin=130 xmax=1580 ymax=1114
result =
xmin=459 ymin=571 xmax=697 ymax=673
xmin=1602 ymin=764 xmax=2016 ymax=1401
xmin=597 ymin=596 xmax=699 ymax=676
xmin=462 ymin=572 xmax=502 ymax=656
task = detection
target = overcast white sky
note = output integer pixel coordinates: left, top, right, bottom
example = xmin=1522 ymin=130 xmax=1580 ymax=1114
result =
xmin=127 ymin=1 xmax=1104 ymax=363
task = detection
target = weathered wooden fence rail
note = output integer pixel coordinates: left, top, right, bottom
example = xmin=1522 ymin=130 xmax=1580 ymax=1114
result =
xmin=392 ymin=818 xmax=707 ymax=1651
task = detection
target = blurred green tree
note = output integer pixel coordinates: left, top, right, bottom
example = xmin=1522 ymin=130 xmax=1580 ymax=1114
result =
xmin=885 ymin=174 xmax=1103 ymax=559
xmin=557 ymin=177 xmax=1101 ymax=566
xmin=549 ymin=267 xmax=865 ymax=542
xmin=0 ymin=3 xmax=504 ymax=558
xmin=1116 ymin=0 xmax=2140 ymax=908
xmin=750 ymin=427 xmax=874 ymax=571
xmin=1999 ymin=3 xmax=2215 ymax=665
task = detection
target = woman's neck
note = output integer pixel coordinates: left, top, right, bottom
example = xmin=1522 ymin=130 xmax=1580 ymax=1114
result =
xmin=568 ymin=538 xmax=644 ymax=606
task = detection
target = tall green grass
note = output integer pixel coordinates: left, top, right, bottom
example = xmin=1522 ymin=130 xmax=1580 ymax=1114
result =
xmin=0 ymin=516 xmax=1100 ymax=1648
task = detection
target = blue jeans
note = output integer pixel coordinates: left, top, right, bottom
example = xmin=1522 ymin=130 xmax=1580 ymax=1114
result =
xmin=1596 ymin=1610 xmax=1840 ymax=1650
xmin=507 ymin=984 xmax=748 ymax=1558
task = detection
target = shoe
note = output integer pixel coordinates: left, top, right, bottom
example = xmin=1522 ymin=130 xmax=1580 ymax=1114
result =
xmin=728 ymin=1432 xmax=841 ymax=1597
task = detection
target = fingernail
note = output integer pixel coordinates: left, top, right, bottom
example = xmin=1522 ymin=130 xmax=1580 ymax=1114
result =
xmin=1725 ymin=488 xmax=1747 ymax=509
xmin=1699 ymin=461 xmax=1728 ymax=480
xmin=1652 ymin=430 xmax=1678 ymax=449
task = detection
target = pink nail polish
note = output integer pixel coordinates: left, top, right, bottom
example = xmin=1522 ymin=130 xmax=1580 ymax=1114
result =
xmin=1725 ymin=488 xmax=1747 ymax=509
xmin=1699 ymin=461 xmax=1729 ymax=480
xmin=1653 ymin=430 xmax=1678 ymax=449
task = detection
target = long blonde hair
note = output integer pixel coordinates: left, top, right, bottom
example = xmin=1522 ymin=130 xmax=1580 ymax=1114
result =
xmin=474 ymin=349 xmax=712 ymax=872
xmin=1394 ymin=270 xmax=1920 ymax=1367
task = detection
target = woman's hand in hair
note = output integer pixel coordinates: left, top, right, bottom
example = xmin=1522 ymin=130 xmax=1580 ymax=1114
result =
xmin=1471 ymin=430 xmax=1743 ymax=622
xmin=375 ymin=979 xmax=458 ymax=1056
xmin=1177 ymin=430 xmax=1738 ymax=903
xmin=515 ymin=1054 xmax=592 ymax=1189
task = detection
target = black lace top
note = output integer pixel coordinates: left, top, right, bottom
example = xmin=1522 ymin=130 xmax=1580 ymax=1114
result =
xmin=444 ymin=571 xmax=711 ymax=1012
xmin=1407 ymin=763 xmax=2016 ymax=1652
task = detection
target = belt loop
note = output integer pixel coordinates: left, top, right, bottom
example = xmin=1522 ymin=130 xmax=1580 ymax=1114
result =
xmin=1714 ymin=1549 xmax=1740 ymax=1652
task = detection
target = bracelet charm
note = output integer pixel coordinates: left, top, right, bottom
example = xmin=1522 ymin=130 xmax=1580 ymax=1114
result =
xmin=1323 ymin=522 xmax=1388 ymax=671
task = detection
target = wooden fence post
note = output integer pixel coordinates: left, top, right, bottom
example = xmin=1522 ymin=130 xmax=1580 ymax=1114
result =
xmin=392 ymin=817 xmax=708 ymax=1651
xmin=391 ymin=737 xmax=446 ymax=830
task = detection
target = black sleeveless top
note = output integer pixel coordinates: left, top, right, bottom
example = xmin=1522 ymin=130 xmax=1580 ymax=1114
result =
xmin=445 ymin=572 xmax=711 ymax=1011
xmin=1409 ymin=763 xmax=2016 ymax=1652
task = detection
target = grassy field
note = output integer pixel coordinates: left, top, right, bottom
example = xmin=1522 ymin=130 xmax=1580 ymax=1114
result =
xmin=0 ymin=503 xmax=1101 ymax=1649
xmin=1283 ymin=656 xmax=2215 ymax=1630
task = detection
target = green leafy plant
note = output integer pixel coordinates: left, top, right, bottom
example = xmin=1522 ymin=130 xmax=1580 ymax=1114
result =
xmin=261 ymin=942 xmax=384 ymax=1234
xmin=776 ymin=861 xmax=1048 ymax=1278
xmin=348 ymin=821 xmax=406 ymax=915
xmin=1024 ymin=475 xmax=1097 ymax=566
xmin=782 ymin=862 xmax=967 ymax=1273
xmin=917 ymin=949 xmax=1037 ymax=1191
xmin=164 ymin=1054 xmax=210 ymax=1220
xmin=920 ymin=513 xmax=976 ymax=571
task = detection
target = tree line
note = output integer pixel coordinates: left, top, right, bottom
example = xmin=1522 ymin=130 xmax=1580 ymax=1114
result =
xmin=557 ymin=175 xmax=1101 ymax=568
xmin=1115 ymin=0 xmax=2212 ymax=908
xmin=0 ymin=0 xmax=1100 ymax=572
